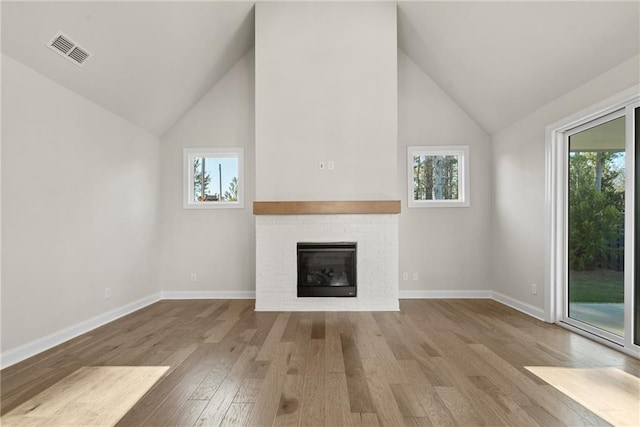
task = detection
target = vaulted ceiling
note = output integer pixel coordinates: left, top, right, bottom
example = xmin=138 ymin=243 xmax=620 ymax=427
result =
xmin=2 ymin=1 xmax=639 ymax=137
xmin=397 ymin=1 xmax=640 ymax=134
xmin=1 ymin=1 xmax=255 ymax=136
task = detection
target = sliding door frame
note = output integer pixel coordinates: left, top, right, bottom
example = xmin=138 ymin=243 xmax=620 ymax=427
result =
xmin=630 ymin=100 xmax=640 ymax=348
xmin=561 ymin=109 xmax=625 ymax=345
xmin=546 ymin=88 xmax=640 ymax=358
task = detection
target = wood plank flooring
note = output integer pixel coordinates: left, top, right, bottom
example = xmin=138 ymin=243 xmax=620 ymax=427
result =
xmin=1 ymin=299 xmax=639 ymax=426
xmin=2 ymin=366 xmax=168 ymax=426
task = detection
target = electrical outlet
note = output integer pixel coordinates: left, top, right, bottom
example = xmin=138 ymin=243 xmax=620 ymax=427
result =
xmin=328 ymin=161 xmax=335 ymax=170
xmin=413 ymin=273 xmax=419 ymax=281
xmin=402 ymin=272 xmax=409 ymax=281
xmin=105 ymin=288 xmax=111 ymax=300
xmin=190 ymin=273 xmax=197 ymax=282
xmin=319 ymin=161 xmax=326 ymax=170
xmin=531 ymin=283 xmax=537 ymax=295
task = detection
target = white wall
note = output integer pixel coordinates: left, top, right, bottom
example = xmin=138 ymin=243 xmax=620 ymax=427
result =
xmin=397 ymin=51 xmax=492 ymax=294
xmin=491 ymin=56 xmax=640 ymax=311
xmin=255 ymin=1 xmax=397 ymax=201
xmin=1 ymin=54 xmax=161 ymax=353
xmin=159 ymin=50 xmax=255 ymax=294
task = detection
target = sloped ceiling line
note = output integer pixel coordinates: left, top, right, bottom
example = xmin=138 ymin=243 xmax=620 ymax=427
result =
xmin=2 ymin=1 xmax=638 ymax=137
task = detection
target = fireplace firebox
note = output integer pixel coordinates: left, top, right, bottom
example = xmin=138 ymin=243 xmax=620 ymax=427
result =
xmin=297 ymin=242 xmax=357 ymax=297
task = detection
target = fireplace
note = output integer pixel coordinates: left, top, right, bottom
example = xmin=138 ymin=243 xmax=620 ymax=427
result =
xmin=255 ymin=214 xmax=398 ymax=311
xmin=297 ymin=242 xmax=357 ymax=297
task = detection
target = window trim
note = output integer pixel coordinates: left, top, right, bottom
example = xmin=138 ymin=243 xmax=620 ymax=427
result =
xmin=183 ymin=147 xmax=244 ymax=209
xmin=407 ymin=145 xmax=470 ymax=208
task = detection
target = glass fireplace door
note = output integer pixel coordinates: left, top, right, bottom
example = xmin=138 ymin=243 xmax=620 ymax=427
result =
xmin=297 ymin=242 xmax=357 ymax=297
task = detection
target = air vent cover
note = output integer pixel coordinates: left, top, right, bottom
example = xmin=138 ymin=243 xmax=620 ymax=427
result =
xmin=47 ymin=32 xmax=92 ymax=67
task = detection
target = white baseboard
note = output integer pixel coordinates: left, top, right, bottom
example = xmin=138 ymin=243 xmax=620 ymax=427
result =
xmin=161 ymin=291 xmax=256 ymax=300
xmin=491 ymin=291 xmax=545 ymax=321
xmin=0 ymin=292 xmax=162 ymax=370
xmin=399 ymin=290 xmax=492 ymax=299
xmin=1 ymin=289 xmax=544 ymax=370
xmin=399 ymin=289 xmax=546 ymax=322
xmin=0 ymin=291 xmax=255 ymax=369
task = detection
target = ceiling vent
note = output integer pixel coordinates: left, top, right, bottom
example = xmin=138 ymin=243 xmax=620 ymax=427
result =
xmin=47 ymin=32 xmax=91 ymax=67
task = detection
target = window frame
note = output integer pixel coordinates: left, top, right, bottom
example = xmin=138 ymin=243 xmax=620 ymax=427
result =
xmin=407 ymin=145 xmax=470 ymax=208
xmin=183 ymin=147 xmax=244 ymax=209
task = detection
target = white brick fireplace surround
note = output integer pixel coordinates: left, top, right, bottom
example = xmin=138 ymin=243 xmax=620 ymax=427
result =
xmin=255 ymin=214 xmax=399 ymax=311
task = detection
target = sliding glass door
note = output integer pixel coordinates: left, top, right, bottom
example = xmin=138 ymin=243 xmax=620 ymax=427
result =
xmin=566 ymin=112 xmax=626 ymax=342
xmin=550 ymin=93 xmax=639 ymax=354
xmin=635 ymin=104 xmax=640 ymax=347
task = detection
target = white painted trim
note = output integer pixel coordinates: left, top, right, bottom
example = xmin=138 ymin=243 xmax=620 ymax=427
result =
xmin=399 ymin=290 xmax=491 ymax=299
xmin=399 ymin=290 xmax=546 ymax=322
xmin=0 ymin=291 xmax=256 ymax=369
xmin=546 ymin=87 xmax=640 ymax=354
xmin=183 ymin=147 xmax=244 ymax=209
xmin=0 ymin=292 xmax=162 ymax=370
xmin=624 ymin=100 xmax=639 ymax=352
xmin=161 ymin=291 xmax=256 ymax=300
xmin=491 ymin=291 xmax=545 ymax=321
xmin=4 ymin=287 xmax=621 ymax=369
xmin=544 ymin=112 xmax=559 ymax=323
xmin=545 ymin=86 xmax=640 ymax=324
xmin=407 ymin=145 xmax=470 ymax=208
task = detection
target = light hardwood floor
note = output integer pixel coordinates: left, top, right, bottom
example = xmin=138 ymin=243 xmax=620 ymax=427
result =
xmin=2 ymin=366 xmax=169 ymax=426
xmin=1 ymin=299 xmax=639 ymax=426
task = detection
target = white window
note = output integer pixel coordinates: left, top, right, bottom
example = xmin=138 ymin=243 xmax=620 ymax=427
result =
xmin=183 ymin=148 xmax=244 ymax=209
xmin=407 ymin=145 xmax=469 ymax=207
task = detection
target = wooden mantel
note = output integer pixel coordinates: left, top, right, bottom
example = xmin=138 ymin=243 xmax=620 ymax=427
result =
xmin=253 ymin=200 xmax=401 ymax=215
